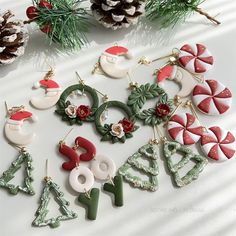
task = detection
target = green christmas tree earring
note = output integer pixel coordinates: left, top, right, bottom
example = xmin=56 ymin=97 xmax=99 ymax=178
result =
xmin=0 ymin=144 xmax=35 ymax=195
xmin=32 ymin=160 xmax=77 ymax=228
xmin=156 ymin=126 xmax=208 ymax=187
xmin=118 ymin=138 xmax=159 ymax=192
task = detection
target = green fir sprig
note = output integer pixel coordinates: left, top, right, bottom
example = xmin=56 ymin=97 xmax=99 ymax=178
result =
xmin=32 ymin=0 xmax=90 ymax=50
xmin=145 ymin=0 xmax=220 ymax=28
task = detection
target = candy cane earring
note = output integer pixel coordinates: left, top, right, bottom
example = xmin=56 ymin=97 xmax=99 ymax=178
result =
xmin=92 ymin=45 xmax=133 ymax=79
xmin=30 ymin=66 xmax=62 ymax=110
xmin=4 ymin=102 xmax=37 ymax=146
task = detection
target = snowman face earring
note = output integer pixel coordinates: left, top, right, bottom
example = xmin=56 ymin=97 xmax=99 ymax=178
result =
xmin=4 ymin=103 xmax=37 ymax=146
xmin=30 ymin=67 xmax=62 ymax=110
xmin=93 ymin=45 xmax=133 ymax=79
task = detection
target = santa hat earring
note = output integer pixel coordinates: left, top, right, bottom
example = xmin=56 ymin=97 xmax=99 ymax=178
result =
xmin=4 ymin=102 xmax=37 ymax=146
xmin=30 ymin=66 xmax=62 ymax=110
xmin=92 ymin=45 xmax=133 ymax=79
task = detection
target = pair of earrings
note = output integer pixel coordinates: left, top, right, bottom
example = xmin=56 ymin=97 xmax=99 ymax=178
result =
xmin=166 ymin=99 xmax=236 ymax=162
xmin=119 ymin=126 xmax=208 ymax=189
xmin=58 ymin=130 xmax=123 ymax=220
xmin=55 ymin=72 xmax=139 ymax=143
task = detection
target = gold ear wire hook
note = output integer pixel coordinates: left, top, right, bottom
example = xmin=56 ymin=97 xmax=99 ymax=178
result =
xmin=108 ymin=175 xmax=115 ymax=186
xmin=187 ymin=100 xmax=207 ymax=133
xmin=4 ymin=101 xmax=10 ymax=117
xmin=59 ymin=128 xmax=74 ymax=146
xmin=44 ymin=159 xmax=52 ymax=182
xmin=8 ymin=142 xmax=26 ymax=153
xmin=84 ymin=189 xmax=91 ymax=199
xmin=75 ymin=71 xmax=85 ymax=85
xmin=127 ymin=72 xmax=138 ymax=90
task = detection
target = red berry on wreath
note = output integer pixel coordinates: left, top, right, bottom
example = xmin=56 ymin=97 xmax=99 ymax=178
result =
xmin=26 ymin=6 xmax=38 ymax=19
xmin=156 ymin=104 xmax=170 ymax=117
xmin=119 ymin=118 xmax=134 ymax=133
xmin=39 ymin=1 xmax=53 ymax=9
xmin=77 ymin=105 xmax=91 ymax=120
xmin=40 ymin=24 xmax=51 ymax=33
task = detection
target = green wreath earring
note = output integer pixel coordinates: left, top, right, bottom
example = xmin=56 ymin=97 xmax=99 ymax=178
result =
xmin=56 ymin=72 xmax=104 ymax=126
xmin=127 ymin=83 xmax=174 ymax=126
xmin=94 ymin=100 xmax=139 ymax=143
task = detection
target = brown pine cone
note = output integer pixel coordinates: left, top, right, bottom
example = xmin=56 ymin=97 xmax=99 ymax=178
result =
xmin=0 ymin=10 xmax=29 ymax=65
xmin=91 ymin=0 xmax=145 ymax=30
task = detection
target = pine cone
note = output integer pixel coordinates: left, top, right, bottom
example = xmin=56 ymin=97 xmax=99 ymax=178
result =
xmin=91 ymin=0 xmax=145 ymax=30
xmin=0 ymin=10 xmax=28 ymax=65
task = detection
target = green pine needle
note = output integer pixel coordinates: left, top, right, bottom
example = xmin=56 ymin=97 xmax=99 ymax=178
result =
xmin=145 ymin=0 xmax=205 ymax=28
xmin=33 ymin=0 xmax=90 ymax=50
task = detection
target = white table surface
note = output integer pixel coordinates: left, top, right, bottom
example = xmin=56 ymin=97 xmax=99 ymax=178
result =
xmin=1 ymin=0 xmax=236 ymax=235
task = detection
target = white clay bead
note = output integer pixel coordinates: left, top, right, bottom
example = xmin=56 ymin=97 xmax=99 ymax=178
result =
xmin=69 ymin=166 xmax=94 ymax=193
xmin=91 ymin=155 xmax=116 ymax=180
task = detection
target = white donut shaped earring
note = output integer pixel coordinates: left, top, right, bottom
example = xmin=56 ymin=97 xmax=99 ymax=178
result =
xmin=93 ymin=45 xmax=133 ymax=79
xmin=30 ymin=68 xmax=62 ymax=110
xmin=69 ymin=165 xmax=94 ymax=193
xmin=4 ymin=103 xmax=37 ymax=146
xmin=91 ymin=155 xmax=116 ymax=180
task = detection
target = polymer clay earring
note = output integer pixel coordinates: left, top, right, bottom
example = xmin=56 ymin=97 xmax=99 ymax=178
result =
xmin=192 ymin=79 xmax=232 ymax=116
xmin=91 ymin=154 xmax=124 ymax=207
xmin=58 ymin=130 xmax=96 ymax=171
xmin=0 ymin=145 xmax=34 ymax=195
xmin=55 ymin=72 xmax=100 ymax=125
xmin=30 ymin=67 xmax=62 ymax=110
xmin=127 ymin=83 xmax=173 ymax=126
xmin=200 ymin=126 xmax=236 ymax=162
xmin=166 ymin=100 xmax=205 ymax=146
xmin=158 ymin=126 xmax=208 ymax=187
xmin=94 ymin=100 xmax=139 ymax=143
xmin=32 ymin=160 xmax=77 ymax=228
xmin=69 ymin=166 xmax=99 ymax=220
xmin=92 ymin=45 xmax=133 ymax=79
xmin=4 ymin=103 xmax=37 ymax=146
xmin=118 ymin=140 xmax=159 ymax=192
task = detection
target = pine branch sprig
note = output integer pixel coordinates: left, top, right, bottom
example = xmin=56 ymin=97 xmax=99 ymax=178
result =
xmin=145 ymin=0 xmax=220 ymax=28
xmin=31 ymin=0 xmax=90 ymax=50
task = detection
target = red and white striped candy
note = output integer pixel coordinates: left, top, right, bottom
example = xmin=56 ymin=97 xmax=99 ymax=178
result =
xmin=179 ymin=44 xmax=214 ymax=74
xmin=201 ymin=126 xmax=236 ymax=161
xmin=167 ymin=113 xmax=204 ymax=145
xmin=192 ymin=79 xmax=232 ymax=116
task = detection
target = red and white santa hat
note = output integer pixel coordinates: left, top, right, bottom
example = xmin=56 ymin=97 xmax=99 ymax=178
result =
xmin=102 ymin=46 xmax=133 ymax=59
xmin=156 ymin=65 xmax=178 ymax=83
xmin=33 ymin=79 xmax=61 ymax=92
xmin=7 ymin=111 xmax=37 ymax=125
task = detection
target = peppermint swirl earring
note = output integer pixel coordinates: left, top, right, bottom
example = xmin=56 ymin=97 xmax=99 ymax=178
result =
xmin=94 ymin=100 xmax=139 ymax=143
xmin=55 ymin=72 xmax=100 ymax=125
